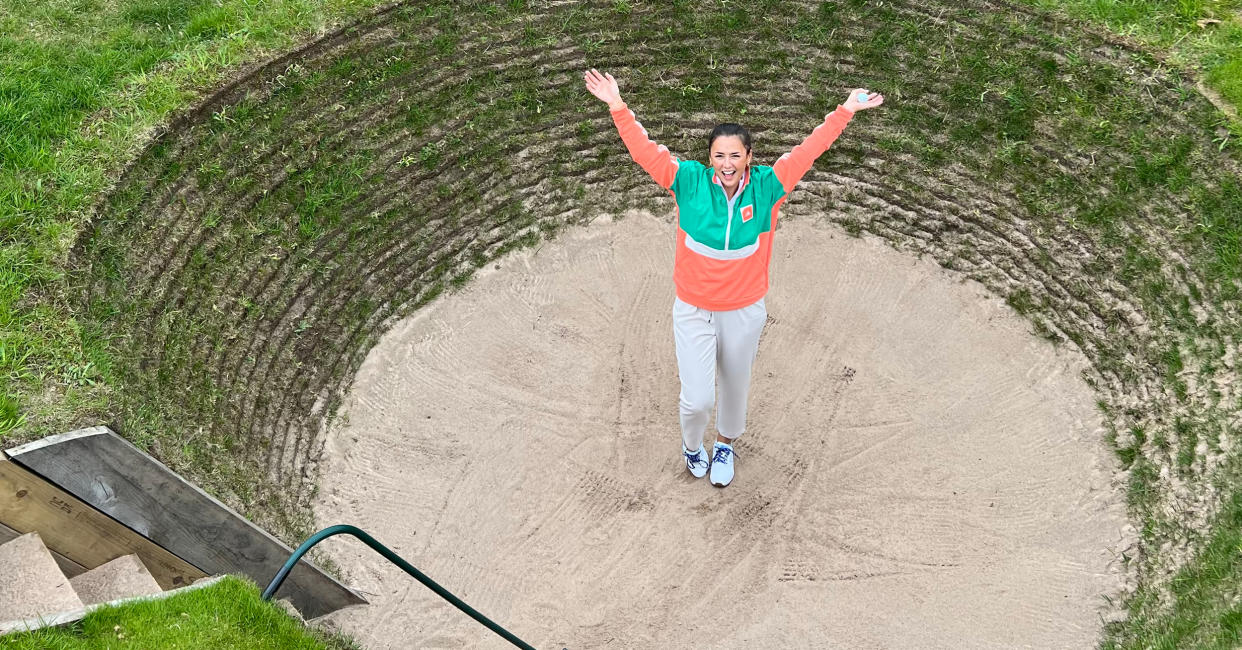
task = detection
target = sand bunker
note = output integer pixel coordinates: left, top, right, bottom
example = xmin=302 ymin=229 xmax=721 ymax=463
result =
xmin=313 ymin=211 xmax=1130 ymax=648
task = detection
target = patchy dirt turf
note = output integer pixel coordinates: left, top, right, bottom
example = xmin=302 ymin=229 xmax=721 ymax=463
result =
xmin=72 ymin=0 xmax=1242 ymax=643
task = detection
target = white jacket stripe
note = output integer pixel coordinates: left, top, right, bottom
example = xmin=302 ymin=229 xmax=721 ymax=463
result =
xmin=683 ymin=232 xmax=761 ymax=260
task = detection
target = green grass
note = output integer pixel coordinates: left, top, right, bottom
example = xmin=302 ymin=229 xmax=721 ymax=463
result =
xmin=1103 ymin=483 xmax=1242 ymax=649
xmin=0 ymin=576 xmax=358 ymax=650
xmin=1028 ymin=0 xmax=1242 ymax=114
xmin=1207 ymin=54 xmax=1242 ymax=105
xmin=0 ymin=0 xmax=396 ymax=438
xmin=1 ymin=0 xmax=1242 ymax=648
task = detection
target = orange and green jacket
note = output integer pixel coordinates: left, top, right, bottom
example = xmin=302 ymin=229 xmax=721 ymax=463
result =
xmin=610 ymin=103 xmax=853 ymax=311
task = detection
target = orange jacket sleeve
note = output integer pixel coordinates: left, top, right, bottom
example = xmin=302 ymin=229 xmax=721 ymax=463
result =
xmin=610 ymin=103 xmax=679 ymax=191
xmin=773 ymin=106 xmax=854 ymax=196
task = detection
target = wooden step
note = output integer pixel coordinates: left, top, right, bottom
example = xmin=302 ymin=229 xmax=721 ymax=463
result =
xmin=0 ymin=521 xmax=86 ymax=579
xmin=0 ymin=458 xmax=205 ymax=590
xmin=0 ymin=532 xmax=83 ymax=622
xmin=69 ymin=554 xmax=163 ymax=606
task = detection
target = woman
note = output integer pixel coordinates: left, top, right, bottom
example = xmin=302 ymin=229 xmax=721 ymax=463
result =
xmin=584 ymin=68 xmax=883 ymax=487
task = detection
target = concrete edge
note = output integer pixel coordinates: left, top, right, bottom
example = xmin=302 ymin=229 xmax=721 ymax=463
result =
xmin=0 ymin=575 xmax=227 ymax=637
xmin=4 ymin=426 xmax=110 ymax=459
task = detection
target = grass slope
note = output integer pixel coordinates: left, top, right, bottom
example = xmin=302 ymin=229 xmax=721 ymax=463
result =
xmin=0 ymin=575 xmax=357 ymax=650
xmin=2 ymin=0 xmax=1241 ymax=647
xmin=0 ymin=0 xmax=395 ymax=434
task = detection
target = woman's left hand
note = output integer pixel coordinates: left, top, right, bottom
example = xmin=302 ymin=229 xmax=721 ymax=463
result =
xmin=843 ymin=88 xmax=884 ymax=113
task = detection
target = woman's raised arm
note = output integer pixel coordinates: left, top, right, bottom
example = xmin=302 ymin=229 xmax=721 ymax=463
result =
xmin=585 ymin=69 xmax=678 ymax=191
xmin=773 ymin=88 xmax=883 ymax=195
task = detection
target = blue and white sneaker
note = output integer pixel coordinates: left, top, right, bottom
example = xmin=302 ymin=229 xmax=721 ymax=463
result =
xmin=683 ymin=444 xmax=709 ymax=478
xmin=710 ymin=441 xmax=736 ymax=487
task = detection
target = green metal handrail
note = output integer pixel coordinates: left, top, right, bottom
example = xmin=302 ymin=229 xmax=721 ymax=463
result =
xmin=263 ymin=524 xmax=535 ymax=649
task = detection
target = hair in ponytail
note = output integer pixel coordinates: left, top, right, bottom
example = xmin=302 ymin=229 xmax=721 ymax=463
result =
xmin=708 ymin=123 xmax=752 ymax=153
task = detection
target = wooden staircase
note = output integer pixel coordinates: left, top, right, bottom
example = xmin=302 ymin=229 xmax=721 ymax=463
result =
xmin=0 ymin=426 xmax=364 ymax=636
xmin=0 ymin=530 xmax=198 ymax=634
xmin=0 ymin=532 xmax=86 ymax=623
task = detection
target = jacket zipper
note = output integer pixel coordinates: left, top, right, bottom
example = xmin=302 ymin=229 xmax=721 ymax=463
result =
xmin=722 ymin=183 xmax=738 ymax=250
xmin=719 ymin=172 xmax=745 ymax=250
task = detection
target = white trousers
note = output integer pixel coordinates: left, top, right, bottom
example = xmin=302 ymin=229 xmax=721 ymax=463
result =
xmin=673 ymin=296 xmax=767 ymax=451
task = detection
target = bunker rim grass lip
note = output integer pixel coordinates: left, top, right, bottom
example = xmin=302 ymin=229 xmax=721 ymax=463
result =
xmin=4 ymin=0 xmax=1240 ymax=646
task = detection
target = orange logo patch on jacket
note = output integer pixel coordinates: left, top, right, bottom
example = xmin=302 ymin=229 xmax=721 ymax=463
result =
xmin=741 ymin=204 xmax=754 ymax=222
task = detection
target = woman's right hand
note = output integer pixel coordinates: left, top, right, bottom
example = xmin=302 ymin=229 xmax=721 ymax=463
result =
xmin=584 ymin=69 xmax=625 ymax=111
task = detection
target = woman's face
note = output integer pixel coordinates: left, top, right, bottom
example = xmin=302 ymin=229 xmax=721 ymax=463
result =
xmin=710 ymin=135 xmax=752 ymax=194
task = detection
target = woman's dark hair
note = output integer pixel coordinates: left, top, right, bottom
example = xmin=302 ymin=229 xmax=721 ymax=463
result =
xmin=708 ymin=123 xmax=752 ymax=153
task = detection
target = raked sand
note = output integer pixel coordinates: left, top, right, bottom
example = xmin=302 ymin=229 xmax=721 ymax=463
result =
xmin=312 ymin=210 xmax=1132 ymax=649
